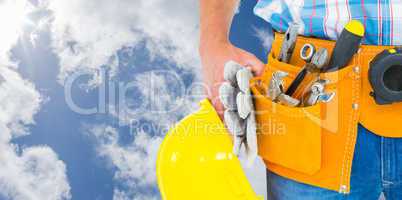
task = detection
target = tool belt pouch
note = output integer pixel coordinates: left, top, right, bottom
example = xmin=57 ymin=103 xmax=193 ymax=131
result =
xmin=250 ymin=46 xmax=360 ymax=175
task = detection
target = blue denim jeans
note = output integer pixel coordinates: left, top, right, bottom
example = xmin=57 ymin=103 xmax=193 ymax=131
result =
xmin=267 ymin=124 xmax=402 ymax=200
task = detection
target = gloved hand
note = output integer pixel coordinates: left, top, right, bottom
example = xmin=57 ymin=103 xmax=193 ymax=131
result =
xmin=219 ymin=61 xmax=258 ymax=166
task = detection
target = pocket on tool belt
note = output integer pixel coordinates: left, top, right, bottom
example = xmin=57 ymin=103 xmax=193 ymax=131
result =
xmin=250 ymin=52 xmax=357 ymax=175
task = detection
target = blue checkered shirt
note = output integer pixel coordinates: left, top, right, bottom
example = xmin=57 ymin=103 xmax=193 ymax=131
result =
xmin=254 ymin=0 xmax=402 ymax=45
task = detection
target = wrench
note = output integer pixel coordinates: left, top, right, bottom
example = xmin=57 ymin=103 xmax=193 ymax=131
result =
xmin=286 ymin=47 xmax=329 ymax=97
xmin=304 ymin=80 xmax=335 ymax=106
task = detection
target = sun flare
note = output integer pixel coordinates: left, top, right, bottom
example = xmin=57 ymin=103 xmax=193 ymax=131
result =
xmin=0 ymin=0 xmax=33 ymax=51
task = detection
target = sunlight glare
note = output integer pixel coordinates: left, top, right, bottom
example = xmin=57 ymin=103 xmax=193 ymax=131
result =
xmin=0 ymin=0 xmax=33 ymax=53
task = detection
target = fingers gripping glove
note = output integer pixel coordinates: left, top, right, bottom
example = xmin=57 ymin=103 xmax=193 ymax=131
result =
xmin=219 ymin=61 xmax=258 ymax=166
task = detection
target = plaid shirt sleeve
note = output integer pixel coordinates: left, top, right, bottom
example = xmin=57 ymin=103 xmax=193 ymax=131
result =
xmin=254 ymin=0 xmax=402 ymax=46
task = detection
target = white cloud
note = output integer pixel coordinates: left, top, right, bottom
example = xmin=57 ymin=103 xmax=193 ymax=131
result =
xmin=0 ymin=68 xmax=41 ymax=138
xmin=253 ymin=26 xmax=274 ymax=53
xmin=87 ymin=125 xmax=162 ymax=200
xmin=87 ymin=70 xmax=203 ymax=199
xmin=87 ymin=122 xmax=269 ymax=200
xmin=45 ymin=0 xmax=268 ymax=198
xmin=110 ymin=70 xmax=202 ymax=131
xmin=85 ymin=68 xmax=266 ymax=199
xmin=0 ymin=67 xmax=71 ymax=200
xmin=45 ymin=0 xmax=200 ymax=84
xmin=38 ymin=0 xmax=202 ymax=198
xmin=0 ymin=2 xmax=71 ymax=197
xmin=0 ymin=140 xmax=71 ymax=200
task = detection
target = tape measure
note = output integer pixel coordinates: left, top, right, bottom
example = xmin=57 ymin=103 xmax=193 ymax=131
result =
xmin=369 ymin=48 xmax=402 ymax=105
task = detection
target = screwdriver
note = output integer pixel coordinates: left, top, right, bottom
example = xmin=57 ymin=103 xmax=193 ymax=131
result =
xmin=323 ymin=20 xmax=365 ymax=72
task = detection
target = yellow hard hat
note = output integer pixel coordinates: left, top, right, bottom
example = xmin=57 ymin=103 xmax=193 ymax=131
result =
xmin=156 ymin=99 xmax=262 ymax=200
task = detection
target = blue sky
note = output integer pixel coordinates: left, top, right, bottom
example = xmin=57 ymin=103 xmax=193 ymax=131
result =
xmin=0 ymin=0 xmax=272 ymax=200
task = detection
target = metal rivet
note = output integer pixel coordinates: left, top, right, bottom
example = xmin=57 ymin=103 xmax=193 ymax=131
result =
xmin=352 ymin=103 xmax=359 ymax=110
xmin=353 ymin=66 xmax=360 ymax=73
xmin=339 ymin=185 xmax=348 ymax=194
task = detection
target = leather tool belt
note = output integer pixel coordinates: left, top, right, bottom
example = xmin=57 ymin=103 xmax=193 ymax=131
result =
xmin=250 ymin=33 xmax=402 ymax=193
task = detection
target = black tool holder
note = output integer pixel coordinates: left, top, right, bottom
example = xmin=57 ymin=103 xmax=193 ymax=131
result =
xmin=369 ymin=48 xmax=402 ymax=105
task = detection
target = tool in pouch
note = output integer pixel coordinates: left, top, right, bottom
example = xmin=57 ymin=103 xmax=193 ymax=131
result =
xmin=219 ymin=61 xmax=258 ymax=166
xmin=279 ymin=23 xmax=300 ymax=63
xmin=369 ymin=48 xmax=402 ymax=105
xmin=270 ymin=46 xmax=331 ymax=107
xmin=274 ymin=37 xmax=332 ymax=106
xmin=285 ymin=44 xmax=329 ymax=98
xmin=267 ymin=71 xmax=301 ymax=107
xmin=304 ymin=80 xmax=336 ymax=106
xmin=266 ymin=23 xmax=302 ymax=107
xmin=324 ymin=20 xmax=365 ymax=72
xmin=271 ymin=20 xmax=365 ymax=108
xmin=275 ymin=23 xmax=330 ymax=106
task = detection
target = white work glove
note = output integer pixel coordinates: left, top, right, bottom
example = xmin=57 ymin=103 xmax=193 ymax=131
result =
xmin=219 ymin=61 xmax=258 ymax=166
